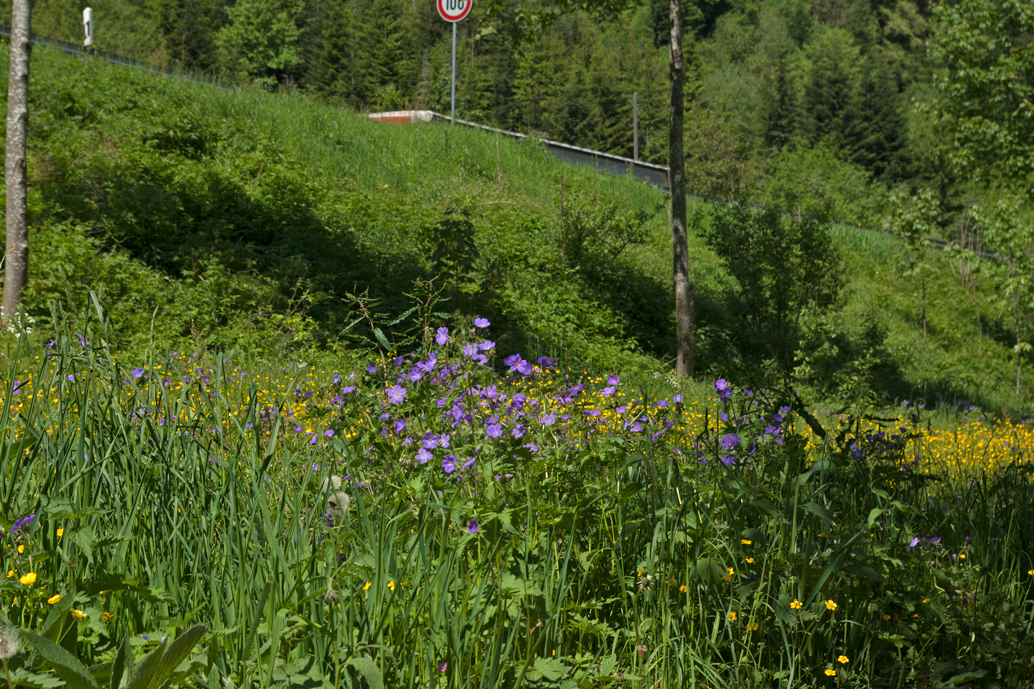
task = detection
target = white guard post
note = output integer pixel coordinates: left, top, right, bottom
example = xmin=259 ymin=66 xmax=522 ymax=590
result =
xmin=83 ymin=7 xmax=94 ymax=48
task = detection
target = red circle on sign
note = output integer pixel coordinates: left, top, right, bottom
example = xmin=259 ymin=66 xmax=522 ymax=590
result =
xmin=437 ymin=0 xmax=471 ymax=22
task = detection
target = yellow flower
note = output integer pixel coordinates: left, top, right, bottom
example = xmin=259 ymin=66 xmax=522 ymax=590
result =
xmin=959 ymin=553 xmax=965 ymax=559
xmin=387 ymin=581 xmax=395 ymax=591
xmin=362 ymin=582 xmax=371 ymax=591
xmin=638 ymin=569 xmax=646 ymax=576
xmin=838 ymin=655 xmax=849 ymax=664
xmin=5 ymin=570 xmax=13 ymax=579
xmin=727 ymin=567 xmax=735 ymax=576
xmin=101 ymin=612 xmax=114 ymax=620
xmin=47 ymin=594 xmax=61 ymax=604
xmin=825 ymin=600 xmax=837 ymax=611
xmin=679 ymin=584 xmax=687 ymax=593
xmin=1029 ymin=569 xmax=1034 ymax=576
xmin=56 ymin=528 xmax=64 ymax=537
xmin=790 ymin=599 xmax=803 ymax=610
xmin=72 ymin=609 xmax=88 ymax=619
xmin=746 ymin=557 xmax=755 ymax=564
xmin=19 ymin=572 xmax=36 ymax=586
xmin=728 ymin=612 xmax=737 ymax=621
xmin=825 ymin=669 xmax=837 ymax=677
xmin=741 ymin=539 xmax=752 ymax=545
xmin=883 ymin=614 xmax=891 ymax=621
xmin=17 ymin=545 xmax=24 ymax=554
xmin=922 ymin=598 xmax=930 ymax=603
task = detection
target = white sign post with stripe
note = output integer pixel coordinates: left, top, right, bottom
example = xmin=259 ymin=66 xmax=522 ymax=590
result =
xmin=437 ymin=0 xmax=471 ymax=125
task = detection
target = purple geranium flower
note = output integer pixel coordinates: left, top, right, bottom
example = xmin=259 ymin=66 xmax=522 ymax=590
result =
xmin=387 ymin=385 xmax=407 ymax=404
xmin=395 ymin=418 xmax=406 ymax=433
xmin=486 ymin=423 xmax=503 ymax=439
xmin=715 ymin=379 xmax=732 ymax=400
xmin=541 ymin=413 xmax=556 ymax=426
xmin=720 ymin=434 xmax=741 ymax=450
xmin=479 ymin=340 xmax=495 ymax=351
xmin=468 ymin=520 xmax=479 ymax=533
xmin=442 ymin=455 xmax=456 ymax=473
xmin=324 ymin=429 xmax=335 ymax=438
xmin=367 ymin=363 xmax=377 ymax=374
xmin=909 ymin=537 xmax=920 ymax=548
xmin=474 ymin=318 xmax=490 ymax=328
xmin=416 ymin=448 xmax=433 ymax=464
xmin=130 ymin=368 xmax=145 ymax=380
xmin=435 ymin=327 xmax=450 ymax=345
xmin=537 ymin=356 xmax=556 ymax=368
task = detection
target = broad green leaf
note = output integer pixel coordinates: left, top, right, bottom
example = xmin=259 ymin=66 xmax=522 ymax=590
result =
xmin=20 ymin=630 xmax=99 ymax=689
xmin=343 ymin=658 xmax=383 ymax=689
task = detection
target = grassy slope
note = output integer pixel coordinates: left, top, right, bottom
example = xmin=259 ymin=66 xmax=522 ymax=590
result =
xmin=1 ymin=46 xmax=1027 ymax=413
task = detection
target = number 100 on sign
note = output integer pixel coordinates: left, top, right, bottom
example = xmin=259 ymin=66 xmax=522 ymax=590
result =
xmin=437 ymin=0 xmax=471 ymax=22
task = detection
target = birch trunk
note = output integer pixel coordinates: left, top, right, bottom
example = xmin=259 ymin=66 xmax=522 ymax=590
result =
xmin=3 ymin=0 xmax=32 ymax=317
xmin=669 ymin=0 xmax=693 ymax=377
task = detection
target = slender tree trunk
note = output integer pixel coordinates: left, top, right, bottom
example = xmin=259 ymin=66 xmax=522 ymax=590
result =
xmin=1016 ymin=291 xmax=1022 ymax=397
xmin=669 ymin=0 xmax=693 ymax=377
xmin=3 ymin=0 xmax=32 ymax=317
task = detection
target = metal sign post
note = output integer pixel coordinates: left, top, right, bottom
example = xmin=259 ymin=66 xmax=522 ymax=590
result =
xmin=437 ymin=0 xmax=472 ymax=125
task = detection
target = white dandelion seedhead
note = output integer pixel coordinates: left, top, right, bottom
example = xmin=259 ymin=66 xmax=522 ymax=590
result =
xmin=0 ymin=627 xmax=20 ymax=660
xmin=321 ymin=475 xmax=350 ymax=521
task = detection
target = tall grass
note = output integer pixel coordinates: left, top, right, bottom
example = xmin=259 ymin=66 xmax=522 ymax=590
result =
xmin=2 ymin=311 xmax=1032 ymax=687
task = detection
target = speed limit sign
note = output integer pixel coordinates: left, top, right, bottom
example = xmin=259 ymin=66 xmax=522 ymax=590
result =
xmin=437 ymin=0 xmax=471 ymax=23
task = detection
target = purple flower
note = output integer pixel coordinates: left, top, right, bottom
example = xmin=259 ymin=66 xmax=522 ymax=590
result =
xmin=324 ymin=430 xmax=335 ymax=438
xmin=715 ymin=379 xmax=732 ymax=400
xmin=442 ymin=455 xmax=456 ymax=473
xmin=332 ymin=373 xmax=342 ymax=384
xmin=438 ymin=433 xmax=451 ymax=448
xmin=392 ymin=356 xmax=404 ymax=366
xmin=408 ymin=369 xmax=424 ymax=382
xmin=720 ymin=455 xmax=735 ymax=466
xmin=423 ymin=433 xmax=439 ymax=450
xmin=720 ymin=434 xmax=741 ymax=450
xmin=435 ymin=327 xmax=450 ymax=345
xmin=517 ymin=360 xmax=533 ymax=375
xmin=504 ymin=354 xmax=524 ymax=370
xmin=475 ymin=318 xmax=490 ymax=328
xmin=486 ymin=424 xmax=503 ymax=439
xmin=463 ymin=343 xmax=478 ymax=357
xmin=416 ymin=448 xmax=433 ymax=464
xmin=367 ymin=363 xmax=377 ymax=374
xmin=438 ymin=662 xmax=448 ymax=673
xmin=468 ymin=520 xmax=479 ymax=534
xmin=930 ymin=537 xmax=941 ymax=545
xmin=462 ymin=456 xmax=476 ymax=469
xmin=479 ymin=340 xmax=495 ymax=351
xmin=537 ymin=356 xmax=556 ymax=368
xmin=12 ymin=380 xmax=22 ymax=394
xmin=512 ymin=425 xmax=526 ymax=439
xmin=601 ymin=386 xmax=615 ymax=397
xmin=130 ymin=368 xmax=145 ymax=380
xmin=387 ymin=385 xmax=407 ymax=404
xmin=673 ymin=394 xmax=683 ymax=403
xmin=394 ymin=419 xmax=406 ymax=433
xmin=342 ymin=386 xmax=356 ymax=394
xmin=541 ymin=413 xmax=556 ymax=426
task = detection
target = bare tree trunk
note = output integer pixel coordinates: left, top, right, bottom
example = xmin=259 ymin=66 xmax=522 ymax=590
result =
xmin=4 ymin=0 xmax=32 ymax=317
xmin=669 ymin=0 xmax=693 ymax=377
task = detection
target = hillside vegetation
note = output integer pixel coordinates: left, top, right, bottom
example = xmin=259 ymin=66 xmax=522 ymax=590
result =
xmin=0 ymin=45 xmax=1029 ymax=414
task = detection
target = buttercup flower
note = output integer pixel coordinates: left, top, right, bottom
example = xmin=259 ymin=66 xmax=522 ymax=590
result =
xmin=790 ymin=599 xmax=803 ymax=610
xmin=362 ymin=582 xmax=371 ymax=591
xmin=19 ymin=572 xmax=36 ymax=586
xmin=825 ymin=669 xmax=836 ymax=677
xmin=838 ymin=655 xmax=849 ymax=664
xmin=825 ymin=600 xmax=837 ymax=611
xmin=47 ymin=594 xmax=61 ymax=604
xmin=72 ymin=609 xmax=88 ymax=619
xmin=728 ymin=612 xmax=737 ymax=621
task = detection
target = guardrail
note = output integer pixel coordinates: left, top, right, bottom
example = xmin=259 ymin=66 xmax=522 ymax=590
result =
xmin=0 ymin=24 xmax=233 ymax=91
